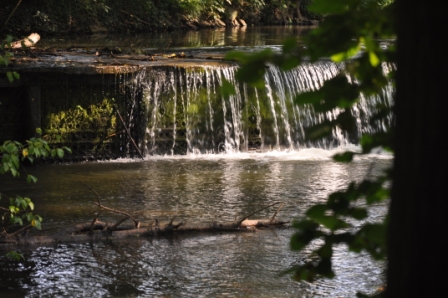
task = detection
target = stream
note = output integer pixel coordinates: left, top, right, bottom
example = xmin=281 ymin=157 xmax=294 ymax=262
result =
xmin=1 ymin=26 xmax=392 ymax=297
xmin=1 ymin=149 xmax=390 ymax=297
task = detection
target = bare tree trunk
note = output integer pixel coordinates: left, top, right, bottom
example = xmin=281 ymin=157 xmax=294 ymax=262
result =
xmin=296 ymin=0 xmax=303 ymax=21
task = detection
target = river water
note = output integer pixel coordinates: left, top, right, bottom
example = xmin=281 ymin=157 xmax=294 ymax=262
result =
xmin=37 ymin=26 xmax=313 ymax=50
xmin=1 ymin=148 xmax=390 ymax=297
xmin=1 ymin=26 xmax=392 ymax=297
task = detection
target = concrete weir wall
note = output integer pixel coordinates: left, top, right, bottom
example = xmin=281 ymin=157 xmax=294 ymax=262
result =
xmin=1 ymin=52 xmax=236 ymax=160
xmin=0 ymin=56 xmax=149 ymax=161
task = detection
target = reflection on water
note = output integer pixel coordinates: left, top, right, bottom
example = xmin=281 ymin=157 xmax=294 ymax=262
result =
xmin=38 ymin=26 xmax=312 ymax=50
xmin=0 ymin=149 xmax=391 ymax=297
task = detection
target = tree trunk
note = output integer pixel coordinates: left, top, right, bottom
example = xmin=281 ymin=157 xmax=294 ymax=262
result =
xmin=296 ymin=0 xmax=303 ymax=21
xmin=387 ymin=1 xmax=448 ymax=296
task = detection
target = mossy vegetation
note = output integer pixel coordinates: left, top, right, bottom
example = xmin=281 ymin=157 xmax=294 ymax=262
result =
xmin=37 ymin=79 xmax=143 ymax=160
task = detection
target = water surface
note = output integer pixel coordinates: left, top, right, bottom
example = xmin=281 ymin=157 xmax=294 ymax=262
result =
xmin=1 ymin=148 xmax=390 ymax=297
xmin=38 ymin=26 xmax=312 ymax=52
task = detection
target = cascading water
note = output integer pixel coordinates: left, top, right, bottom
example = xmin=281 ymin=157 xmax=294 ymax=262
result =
xmin=134 ymin=60 xmax=393 ymax=155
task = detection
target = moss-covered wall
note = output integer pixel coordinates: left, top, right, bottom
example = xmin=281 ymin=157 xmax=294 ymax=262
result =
xmin=1 ymin=65 xmax=293 ymax=159
xmin=0 ymin=72 xmax=146 ymax=161
xmin=40 ymin=74 xmax=148 ymax=160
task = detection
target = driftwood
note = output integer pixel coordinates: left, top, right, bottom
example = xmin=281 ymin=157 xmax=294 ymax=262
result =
xmin=0 ymin=185 xmax=289 ymax=248
xmin=1 ymin=216 xmax=289 ymax=247
xmin=9 ymin=33 xmax=41 ymax=49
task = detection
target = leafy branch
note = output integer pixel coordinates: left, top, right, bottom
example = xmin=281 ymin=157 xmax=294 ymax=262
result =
xmin=1 ymin=128 xmax=72 ymax=238
xmin=226 ymin=0 xmax=395 ymax=289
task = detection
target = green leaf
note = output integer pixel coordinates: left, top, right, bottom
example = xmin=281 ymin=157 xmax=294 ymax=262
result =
xmin=10 ymin=167 xmax=18 ymax=177
xmin=35 ymin=219 xmax=42 ymax=230
xmin=6 ymin=72 xmax=13 ymax=82
xmin=306 ymin=204 xmax=327 ymax=219
xmin=36 ymin=128 xmax=42 ymax=135
xmin=350 ymin=207 xmax=368 ymax=220
xmin=295 ymin=89 xmax=325 ymax=106
xmin=316 ymin=257 xmax=335 ymax=278
xmin=290 ymin=220 xmax=321 ymax=251
xmin=282 ymin=38 xmax=298 ymax=54
xmin=219 ymin=78 xmax=236 ymax=98
xmin=317 ymin=242 xmax=333 ymax=258
xmin=317 ymin=216 xmax=350 ymax=231
xmin=369 ymin=51 xmax=380 ymax=67
xmin=26 ymin=174 xmax=38 ymax=184
xmin=305 ymin=122 xmax=333 ymax=140
xmin=333 ymin=151 xmax=355 ymax=162
xmin=56 ymin=148 xmax=64 ymax=159
xmin=331 ymin=44 xmax=360 ymax=62
xmin=6 ymin=251 xmax=24 ymax=261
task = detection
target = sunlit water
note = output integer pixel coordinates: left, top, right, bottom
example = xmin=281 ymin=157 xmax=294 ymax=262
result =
xmin=1 ymin=147 xmax=391 ymax=297
xmin=38 ymin=26 xmax=313 ymax=50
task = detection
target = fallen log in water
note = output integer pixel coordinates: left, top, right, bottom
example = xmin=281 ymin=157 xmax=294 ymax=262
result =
xmin=0 ymin=217 xmax=289 ymax=248
xmin=9 ymin=33 xmax=40 ymax=49
xmin=0 ymin=186 xmax=289 ymax=248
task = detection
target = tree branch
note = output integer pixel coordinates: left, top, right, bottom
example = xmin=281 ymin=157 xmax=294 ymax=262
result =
xmin=270 ymin=202 xmax=284 ymax=223
xmin=236 ymin=202 xmax=282 ymax=227
xmin=83 ymin=183 xmax=140 ymax=228
xmin=1 ymin=0 xmax=23 ymax=33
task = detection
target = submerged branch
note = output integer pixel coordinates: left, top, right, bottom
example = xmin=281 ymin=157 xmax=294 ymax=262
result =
xmin=270 ymin=202 xmax=284 ymax=223
xmin=83 ymin=183 xmax=140 ymax=228
xmin=92 ymin=202 xmax=140 ymax=228
xmin=237 ymin=202 xmax=282 ymax=227
xmin=110 ymin=216 xmax=130 ymax=231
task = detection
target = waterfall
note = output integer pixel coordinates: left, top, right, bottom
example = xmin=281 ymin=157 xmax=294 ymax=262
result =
xmin=135 ymin=61 xmax=393 ymax=155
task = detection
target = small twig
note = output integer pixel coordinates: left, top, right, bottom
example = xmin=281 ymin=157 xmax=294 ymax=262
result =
xmin=169 ymin=216 xmax=176 ymax=225
xmin=83 ymin=183 xmax=140 ymax=228
xmin=147 ymin=219 xmax=154 ymax=230
xmin=270 ymin=202 xmax=284 ymax=223
xmin=113 ymin=105 xmax=145 ymax=160
xmin=1 ymin=0 xmax=23 ymax=33
xmin=172 ymin=221 xmax=184 ymax=229
xmin=104 ymin=130 xmax=125 ymax=139
xmin=110 ymin=216 xmax=130 ymax=231
xmin=82 ymin=183 xmax=102 ymax=205
xmin=7 ymin=224 xmax=31 ymax=238
xmin=236 ymin=202 xmax=282 ymax=227
xmin=93 ymin=202 xmax=139 ymax=228
xmin=90 ymin=212 xmax=102 ymax=233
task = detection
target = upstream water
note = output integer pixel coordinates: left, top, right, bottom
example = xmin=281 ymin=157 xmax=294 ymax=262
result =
xmin=0 ymin=149 xmax=391 ymax=297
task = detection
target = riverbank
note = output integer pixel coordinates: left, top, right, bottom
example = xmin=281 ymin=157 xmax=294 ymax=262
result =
xmin=1 ymin=0 xmax=319 ymax=36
